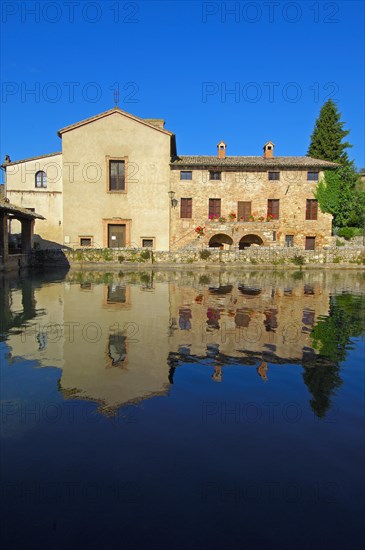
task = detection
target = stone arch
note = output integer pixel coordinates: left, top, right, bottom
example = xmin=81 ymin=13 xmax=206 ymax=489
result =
xmin=208 ymin=234 xmax=233 ymax=249
xmin=239 ymin=234 xmax=264 ymax=250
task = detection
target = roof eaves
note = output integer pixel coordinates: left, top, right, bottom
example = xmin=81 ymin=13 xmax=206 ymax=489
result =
xmin=57 ymin=107 xmax=174 ymax=137
xmin=2 ymin=152 xmax=62 ymax=167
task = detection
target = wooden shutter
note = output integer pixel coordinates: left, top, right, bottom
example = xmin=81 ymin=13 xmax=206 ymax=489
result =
xmin=237 ymin=201 xmax=251 ymax=220
xmin=180 ymin=198 xmax=192 ymax=218
xmin=305 ymin=237 xmax=316 ymax=250
xmin=306 ymin=199 xmax=318 ymax=220
xmin=209 ymin=199 xmax=221 ymax=218
xmin=268 ymin=199 xmax=279 ymax=219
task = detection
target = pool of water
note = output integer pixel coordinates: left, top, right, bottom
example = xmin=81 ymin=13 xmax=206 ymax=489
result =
xmin=1 ymin=268 xmax=364 ymax=549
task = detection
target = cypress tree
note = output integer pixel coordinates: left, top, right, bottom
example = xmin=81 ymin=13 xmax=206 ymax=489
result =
xmin=308 ymin=99 xmax=352 ymax=165
xmin=308 ymin=100 xmax=364 ymax=230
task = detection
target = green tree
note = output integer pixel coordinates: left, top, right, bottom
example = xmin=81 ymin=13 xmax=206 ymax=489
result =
xmin=308 ymin=100 xmax=365 ymax=228
xmin=308 ymin=99 xmax=352 ymax=164
xmin=303 ymin=293 xmax=365 ymax=418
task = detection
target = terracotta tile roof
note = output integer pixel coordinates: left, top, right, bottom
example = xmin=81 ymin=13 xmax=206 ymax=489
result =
xmin=0 ymin=199 xmax=45 ymax=219
xmin=57 ymin=106 xmax=174 ymax=137
xmin=170 ymin=156 xmax=339 ymax=169
xmin=2 ymin=152 xmax=61 ymax=167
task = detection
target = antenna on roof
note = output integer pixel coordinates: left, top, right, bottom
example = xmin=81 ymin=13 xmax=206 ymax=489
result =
xmin=113 ymin=88 xmax=120 ymax=107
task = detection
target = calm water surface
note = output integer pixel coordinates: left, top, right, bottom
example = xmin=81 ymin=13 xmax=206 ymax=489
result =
xmin=1 ymin=269 xmax=364 ymax=550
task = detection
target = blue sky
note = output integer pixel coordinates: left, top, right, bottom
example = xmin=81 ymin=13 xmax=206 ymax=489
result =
xmin=1 ymin=0 xmax=364 ymax=180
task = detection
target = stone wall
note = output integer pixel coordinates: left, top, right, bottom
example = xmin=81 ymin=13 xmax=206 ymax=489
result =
xmin=62 ymin=245 xmax=365 ymax=267
xmin=170 ymin=167 xmax=332 ymax=250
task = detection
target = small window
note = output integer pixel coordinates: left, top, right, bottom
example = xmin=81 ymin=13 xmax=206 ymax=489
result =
xmin=180 ymin=171 xmax=192 ymax=180
xmin=285 ymin=235 xmax=294 ymax=247
xmin=109 ymin=160 xmax=125 ymax=191
xmin=307 ymin=171 xmax=319 ymax=181
xmin=268 ymin=172 xmax=280 ymax=181
xmin=273 ymin=231 xmax=277 ymax=242
xmin=26 ymin=208 xmax=35 ymax=212
xmin=209 ymin=171 xmax=221 ymax=181
xmin=306 ymin=199 xmax=318 ymax=220
xmin=35 ymin=171 xmax=47 ymax=188
xmin=267 ymin=199 xmax=280 ymax=219
xmin=180 ymin=198 xmax=192 ymax=218
xmin=142 ymin=239 xmax=153 ymax=248
xmin=80 ymin=237 xmax=92 ymax=246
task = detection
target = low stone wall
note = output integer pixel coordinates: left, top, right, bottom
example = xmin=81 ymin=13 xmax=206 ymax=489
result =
xmin=61 ymin=245 xmax=365 ymax=267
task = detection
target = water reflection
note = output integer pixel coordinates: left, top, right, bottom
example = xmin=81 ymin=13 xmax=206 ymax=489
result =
xmin=2 ymin=269 xmax=365 ymax=419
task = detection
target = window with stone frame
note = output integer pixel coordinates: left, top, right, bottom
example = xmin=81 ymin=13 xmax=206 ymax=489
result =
xmin=109 ymin=160 xmax=125 ymax=191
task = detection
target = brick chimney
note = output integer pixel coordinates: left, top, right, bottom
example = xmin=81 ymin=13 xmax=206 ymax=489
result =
xmin=217 ymin=141 xmax=227 ymax=159
xmin=263 ymin=141 xmax=275 ymax=159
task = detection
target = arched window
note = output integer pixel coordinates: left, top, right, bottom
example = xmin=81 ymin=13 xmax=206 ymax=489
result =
xmin=35 ymin=171 xmax=47 ymax=188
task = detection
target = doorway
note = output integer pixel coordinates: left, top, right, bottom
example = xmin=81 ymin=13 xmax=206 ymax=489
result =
xmin=108 ymin=224 xmax=126 ymax=248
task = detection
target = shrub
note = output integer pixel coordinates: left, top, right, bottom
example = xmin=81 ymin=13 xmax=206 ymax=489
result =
xmin=333 ymin=256 xmax=341 ymax=263
xmin=140 ymin=249 xmax=151 ymax=261
xmin=199 ymin=274 xmax=211 ymax=284
xmin=102 ymin=248 xmax=113 ymax=261
xmin=199 ymin=249 xmax=211 ymax=260
xmin=118 ymin=255 xmax=125 ymax=263
xmin=291 ymin=255 xmax=305 ymax=267
xmin=336 ymin=239 xmax=345 ymax=247
xmin=337 ymin=227 xmax=361 ymax=240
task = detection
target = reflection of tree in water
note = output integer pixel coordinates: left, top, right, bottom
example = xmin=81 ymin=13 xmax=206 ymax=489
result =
xmin=305 ymin=294 xmax=365 ymax=418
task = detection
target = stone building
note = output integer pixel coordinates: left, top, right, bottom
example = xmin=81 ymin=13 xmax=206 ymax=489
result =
xmin=170 ymin=141 xmax=337 ymax=250
xmin=3 ymin=107 xmax=337 ymax=251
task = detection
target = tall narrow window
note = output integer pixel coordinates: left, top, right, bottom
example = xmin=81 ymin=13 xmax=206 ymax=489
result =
xmin=285 ymin=235 xmax=294 ymax=247
xmin=209 ymin=198 xmax=221 ymax=218
xmin=267 ymin=199 xmax=280 ymax=219
xmin=180 ymin=198 xmax=192 ymax=218
xmin=237 ymin=201 xmax=251 ymax=221
xmin=306 ymin=199 xmax=318 ymax=220
xmin=109 ymin=160 xmax=125 ymax=191
xmin=35 ymin=171 xmax=47 ymax=188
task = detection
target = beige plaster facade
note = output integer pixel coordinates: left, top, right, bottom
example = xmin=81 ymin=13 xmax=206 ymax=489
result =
xmin=5 ymin=153 xmax=63 ymax=244
xmin=3 ymin=107 xmax=337 ymax=251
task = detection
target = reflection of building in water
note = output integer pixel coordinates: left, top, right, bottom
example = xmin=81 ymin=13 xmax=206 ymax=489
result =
xmin=4 ymin=270 xmax=365 ymax=417
xmin=168 ymin=277 xmax=331 ymax=367
xmin=6 ymin=278 xmax=171 ymax=411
